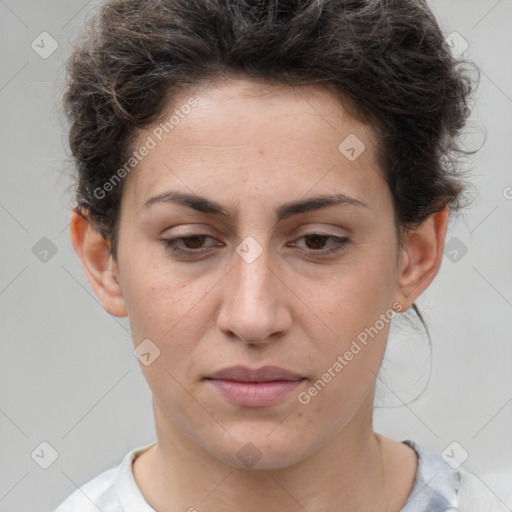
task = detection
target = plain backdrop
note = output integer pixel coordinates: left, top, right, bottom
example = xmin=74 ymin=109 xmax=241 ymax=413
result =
xmin=0 ymin=1 xmax=511 ymax=511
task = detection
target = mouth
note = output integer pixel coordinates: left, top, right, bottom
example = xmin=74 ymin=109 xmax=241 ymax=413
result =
xmin=205 ymin=364 xmax=304 ymax=382
xmin=204 ymin=365 xmax=306 ymax=407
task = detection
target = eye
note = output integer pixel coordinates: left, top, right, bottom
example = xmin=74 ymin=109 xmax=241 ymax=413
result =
xmin=161 ymin=234 xmax=220 ymax=256
xmin=290 ymin=233 xmax=350 ymax=256
xmin=161 ymin=232 xmax=350 ymax=258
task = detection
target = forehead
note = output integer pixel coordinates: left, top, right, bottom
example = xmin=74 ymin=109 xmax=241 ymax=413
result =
xmin=122 ymin=77 xmax=388 ymax=216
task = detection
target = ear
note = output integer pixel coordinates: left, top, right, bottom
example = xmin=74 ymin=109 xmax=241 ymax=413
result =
xmin=69 ymin=209 xmax=127 ymax=317
xmin=393 ymin=207 xmax=449 ymax=312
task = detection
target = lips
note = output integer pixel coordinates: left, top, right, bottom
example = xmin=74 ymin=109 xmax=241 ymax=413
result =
xmin=205 ymin=365 xmax=304 ymax=383
xmin=204 ymin=365 xmax=306 ymax=407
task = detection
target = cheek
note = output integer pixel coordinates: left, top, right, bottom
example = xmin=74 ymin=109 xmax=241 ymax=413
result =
xmin=308 ymin=252 xmax=397 ymax=390
xmin=305 ymin=293 xmax=393 ymax=431
xmin=119 ymin=247 xmax=198 ymax=337
xmin=120 ymin=256 xmax=223 ymax=388
xmin=122 ymin=267 xmax=210 ymax=409
xmin=320 ymin=250 xmax=397 ymax=328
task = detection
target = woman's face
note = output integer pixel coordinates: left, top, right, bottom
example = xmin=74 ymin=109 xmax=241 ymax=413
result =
xmin=97 ymin=77 xmax=417 ymax=468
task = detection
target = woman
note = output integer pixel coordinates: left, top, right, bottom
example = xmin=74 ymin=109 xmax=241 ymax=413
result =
xmin=55 ymin=0 xmax=502 ymax=510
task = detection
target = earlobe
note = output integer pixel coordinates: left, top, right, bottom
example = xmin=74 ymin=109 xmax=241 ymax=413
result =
xmin=393 ymin=207 xmax=449 ymax=312
xmin=69 ymin=209 xmax=128 ymax=317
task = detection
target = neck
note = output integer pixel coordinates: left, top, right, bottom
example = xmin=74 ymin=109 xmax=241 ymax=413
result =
xmin=133 ymin=395 xmax=409 ymax=512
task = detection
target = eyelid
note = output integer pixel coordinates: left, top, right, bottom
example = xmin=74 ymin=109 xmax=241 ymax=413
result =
xmin=161 ymin=231 xmax=351 ymax=259
xmin=290 ymin=221 xmax=350 ymax=236
xmin=289 ymin=233 xmax=350 ymax=253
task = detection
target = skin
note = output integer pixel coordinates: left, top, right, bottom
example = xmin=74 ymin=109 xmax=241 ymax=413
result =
xmin=70 ymin=77 xmax=449 ymax=512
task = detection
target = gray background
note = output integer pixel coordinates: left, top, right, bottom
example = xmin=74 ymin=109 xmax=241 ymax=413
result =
xmin=0 ymin=1 xmax=511 ymax=510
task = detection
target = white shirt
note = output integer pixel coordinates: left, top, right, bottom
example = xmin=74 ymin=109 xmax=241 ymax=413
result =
xmin=54 ymin=440 xmax=510 ymax=512
xmin=56 ymin=444 xmax=157 ymax=512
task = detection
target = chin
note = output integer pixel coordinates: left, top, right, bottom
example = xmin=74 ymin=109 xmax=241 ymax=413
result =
xmin=202 ymin=428 xmax=314 ymax=470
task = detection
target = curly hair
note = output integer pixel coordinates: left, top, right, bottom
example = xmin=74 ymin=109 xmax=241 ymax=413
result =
xmin=62 ymin=0 xmax=478 ymax=263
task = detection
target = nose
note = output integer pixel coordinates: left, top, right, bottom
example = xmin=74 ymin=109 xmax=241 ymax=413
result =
xmin=216 ymin=243 xmax=292 ymax=345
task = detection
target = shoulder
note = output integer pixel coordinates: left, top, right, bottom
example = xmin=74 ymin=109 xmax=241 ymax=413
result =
xmin=458 ymin=468 xmax=512 ymax=512
xmin=54 ymin=467 xmax=120 ymax=512
xmin=54 ymin=443 xmax=156 ymax=512
xmin=400 ymin=439 xmax=460 ymax=511
xmin=401 ymin=439 xmax=512 ymax=512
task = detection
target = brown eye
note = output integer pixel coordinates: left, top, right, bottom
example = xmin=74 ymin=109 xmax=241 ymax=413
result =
xmin=304 ymin=234 xmax=330 ymax=250
xmin=161 ymin=234 xmax=219 ymax=256
xmin=181 ymin=235 xmax=208 ymax=249
xmin=292 ymin=234 xmax=350 ymax=256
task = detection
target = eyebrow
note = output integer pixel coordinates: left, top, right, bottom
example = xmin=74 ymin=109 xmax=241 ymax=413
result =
xmin=142 ymin=191 xmax=369 ymax=222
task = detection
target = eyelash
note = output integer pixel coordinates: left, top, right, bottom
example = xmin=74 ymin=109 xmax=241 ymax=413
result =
xmin=161 ymin=233 xmax=350 ymax=257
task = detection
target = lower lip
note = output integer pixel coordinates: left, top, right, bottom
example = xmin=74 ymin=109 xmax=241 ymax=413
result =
xmin=206 ymin=379 xmax=306 ymax=407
